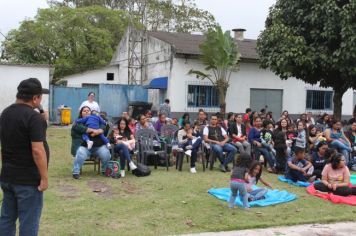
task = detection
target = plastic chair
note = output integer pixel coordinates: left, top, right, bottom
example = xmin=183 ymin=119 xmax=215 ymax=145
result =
xmin=135 ymin=128 xmax=169 ymax=170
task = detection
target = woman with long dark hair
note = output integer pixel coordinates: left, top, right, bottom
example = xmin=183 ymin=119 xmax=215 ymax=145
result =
xmin=314 ymin=153 xmax=356 ymax=196
xmin=71 ymin=106 xmax=111 ymax=179
xmin=113 ymin=117 xmax=137 ymax=177
xmin=248 ymin=117 xmax=276 ymax=172
xmin=273 ymin=119 xmax=288 ymax=172
xmin=325 ymin=120 xmax=352 ymax=165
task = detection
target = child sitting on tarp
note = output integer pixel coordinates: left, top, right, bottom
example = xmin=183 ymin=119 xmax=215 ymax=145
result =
xmin=246 ymin=161 xmax=273 ymax=202
xmin=314 ymin=153 xmax=356 ymax=196
xmin=285 ymin=147 xmax=316 ymax=183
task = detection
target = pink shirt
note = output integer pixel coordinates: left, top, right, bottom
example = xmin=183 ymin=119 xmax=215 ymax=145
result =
xmin=321 ymin=164 xmax=350 ymax=184
xmin=246 ymin=175 xmax=256 ymax=192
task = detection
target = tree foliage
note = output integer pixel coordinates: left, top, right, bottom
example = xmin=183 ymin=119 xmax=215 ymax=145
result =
xmin=257 ymin=0 xmax=356 ymax=119
xmin=188 ymin=26 xmax=240 ymax=114
xmin=1 ymin=6 xmax=130 ymax=79
xmin=48 ymin=0 xmax=217 ymax=33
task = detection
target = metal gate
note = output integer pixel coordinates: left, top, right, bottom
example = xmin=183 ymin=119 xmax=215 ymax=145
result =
xmin=250 ymin=89 xmax=283 ymax=117
xmin=50 ymin=84 xmax=148 ymax=122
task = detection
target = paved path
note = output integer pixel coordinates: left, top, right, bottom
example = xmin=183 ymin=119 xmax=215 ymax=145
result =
xmin=183 ymin=222 xmax=356 ymax=236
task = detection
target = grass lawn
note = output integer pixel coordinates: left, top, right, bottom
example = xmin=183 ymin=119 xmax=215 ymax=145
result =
xmin=1 ymin=127 xmax=355 ymax=235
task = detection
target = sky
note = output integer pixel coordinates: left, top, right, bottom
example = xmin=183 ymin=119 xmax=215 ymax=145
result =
xmin=0 ymin=0 xmax=276 ymax=44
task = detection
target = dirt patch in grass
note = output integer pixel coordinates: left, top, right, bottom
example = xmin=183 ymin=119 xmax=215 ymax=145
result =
xmin=87 ymin=179 xmax=116 ymax=198
xmin=120 ymin=180 xmax=140 ymax=194
xmin=57 ymin=184 xmax=80 ymax=199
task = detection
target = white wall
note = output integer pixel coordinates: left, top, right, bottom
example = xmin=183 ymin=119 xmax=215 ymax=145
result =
xmin=0 ymin=64 xmax=51 ymax=112
xmin=169 ymin=58 xmax=354 ymax=115
xmin=63 ymin=65 xmax=121 ymax=87
xmin=111 ymin=28 xmax=172 ymax=86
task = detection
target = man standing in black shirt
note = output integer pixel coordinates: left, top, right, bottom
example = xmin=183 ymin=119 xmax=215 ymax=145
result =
xmin=0 ymin=78 xmax=49 ymax=236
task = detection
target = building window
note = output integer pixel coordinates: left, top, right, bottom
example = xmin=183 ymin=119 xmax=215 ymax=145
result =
xmin=306 ymin=90 xmax=333 ymax=110
xmin=187 ymin=85 xmax=219 ymax=107
xmin=107 ymin=73 xmax=114 ymax=81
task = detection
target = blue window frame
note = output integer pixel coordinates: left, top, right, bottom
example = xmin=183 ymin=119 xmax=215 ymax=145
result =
xmin=306 ymin=90 xmax=333 ymax=110
xmin=187 ymin=85 xmax=219 ymax=107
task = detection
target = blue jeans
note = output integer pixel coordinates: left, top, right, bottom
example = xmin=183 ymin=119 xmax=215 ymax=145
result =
xmin=330 ymin=140 xmax=351 ymax=165
xmin=286 ymin=169 xmax=308 ymax=182
xmin=72 ymin=145 xmax=111 ymax=175
xmin=248 ymin=188 xmax=268 ymax=201
xmin=211 ymin=143 xmax=237 ymax=166
xmin=257 ymin=146 xmax=275 ymax=169
xmin=0 ymin=182 xmax=43 ymax=236
xmin=180 ymin=138 xmax=203 ymax=167
xmin=114 ymin=143 xmax=132 ymax=170
xmin=229 ymin=181 xmax=249 ymax=208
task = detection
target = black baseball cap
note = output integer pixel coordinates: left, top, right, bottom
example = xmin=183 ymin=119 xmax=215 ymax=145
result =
xmin=17 ymin=78 xmax=49 ymax=95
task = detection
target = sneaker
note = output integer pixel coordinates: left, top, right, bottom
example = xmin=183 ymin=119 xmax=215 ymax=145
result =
xmin=186 ymin=145 xmax=193 ymax=150
xmin=87 ymin=141 xmax=94 ymax=150
xmin=308 ymin=175 xmax=316 ymax=183
xmin=185 ymin=150 xmax=192 ymax=156
xmin=72 ymin=174 xmax=80 ymax=179
xmin=220 ymin=164 xmax=227 ymax=173
xmin=307 ymin=166 xmax=314 ymax=176
xmin=190 ymin=167 xmax=197 ymax=173
xmin=121 ymin=170 xmax=125 ymax=178
xmin=129 ymin=161 xmax=137 ymax=170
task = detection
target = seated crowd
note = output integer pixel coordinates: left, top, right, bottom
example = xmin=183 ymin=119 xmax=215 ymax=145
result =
xmin=70 ymin=96 xmax=356 ymax=198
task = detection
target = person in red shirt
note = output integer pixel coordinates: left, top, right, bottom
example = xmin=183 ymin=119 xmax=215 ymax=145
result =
xmin=243 ymin=108 xmax=252 ymax=135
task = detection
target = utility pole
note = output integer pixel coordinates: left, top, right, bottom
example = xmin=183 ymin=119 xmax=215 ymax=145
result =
xmin=127 ymin=0 xmax=147 ymax=85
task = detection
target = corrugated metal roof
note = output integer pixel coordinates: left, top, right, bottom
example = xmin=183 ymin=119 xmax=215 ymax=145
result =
xmin=147 ymin=31 xmax=259 ymax=60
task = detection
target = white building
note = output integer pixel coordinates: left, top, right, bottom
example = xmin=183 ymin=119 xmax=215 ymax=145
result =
xmin=62 ymin=28 xmax=356 ymax=117
xmin=63 ymin=65 xmax=122 ymax=87
xmin=0 ymin=63 xmax=53 ymax=113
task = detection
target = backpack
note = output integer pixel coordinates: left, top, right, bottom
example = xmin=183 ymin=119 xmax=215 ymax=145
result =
xmin=105 ymin=161 xmax=121 ymax=178
xmin=132 ymin=163 xmax=151 ymax=177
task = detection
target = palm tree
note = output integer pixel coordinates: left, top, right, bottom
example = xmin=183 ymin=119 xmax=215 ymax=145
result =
xmin=188 ymin=26 xmax=240 ymax=114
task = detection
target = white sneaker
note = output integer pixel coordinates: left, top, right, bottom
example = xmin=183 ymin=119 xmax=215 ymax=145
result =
xmin=307 ymin=166 xmax=314 ymax=176
xmin=185 ymin=150 xmax=192 ymax=156
xmin=87 ymin=141 xmax=94 ymax=150
xmin=120 ymin=170 xmax=125 ymax=177
xmin=190 ymin=167 xmax=197 ymax=173
xmin=129 ymin=161 xmax=137 ymax=170
xmin=106 ymin=143 xmax=112 ymax=149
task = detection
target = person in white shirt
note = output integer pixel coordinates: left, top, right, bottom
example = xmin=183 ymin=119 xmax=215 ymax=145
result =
xmin=79 ymin=92 xmax=100 ymax=112
xmin=203 ymin=114 xmax=237 ymax=172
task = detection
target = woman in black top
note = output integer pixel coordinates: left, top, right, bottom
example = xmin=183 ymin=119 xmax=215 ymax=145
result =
xmin=112 ymin=117 xmax=137 ymax=177
xmin=311 ymin=142 xmax=328 ymax=179
xmin=273 ymin=119 xmax=288 ymax=172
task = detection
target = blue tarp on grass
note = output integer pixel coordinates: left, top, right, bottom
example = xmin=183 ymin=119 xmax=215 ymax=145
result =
xmin=208 ymin=187 xmax=297 ymax=207
xmin=278 ymin=175 xmax=311 ymax=187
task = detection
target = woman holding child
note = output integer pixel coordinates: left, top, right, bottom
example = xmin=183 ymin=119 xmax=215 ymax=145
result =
xmin=112 ymin=117 xmax=137 ymax=177
xmin=248 ymin=117 xmax=276 ymax=173
xmin=71 ymin=106 xmax=111 ymax=179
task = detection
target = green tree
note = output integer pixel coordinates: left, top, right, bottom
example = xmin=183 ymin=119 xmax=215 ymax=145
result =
xmin=257 ymin=0 xmax=356 ymax=119
xmin=48 ymin=0 xmax=217 ymax=33
xmin=1 ymin=6 xmax=130 ymax=79
xmin=188 ymin=26 xmax=240 ymax=114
